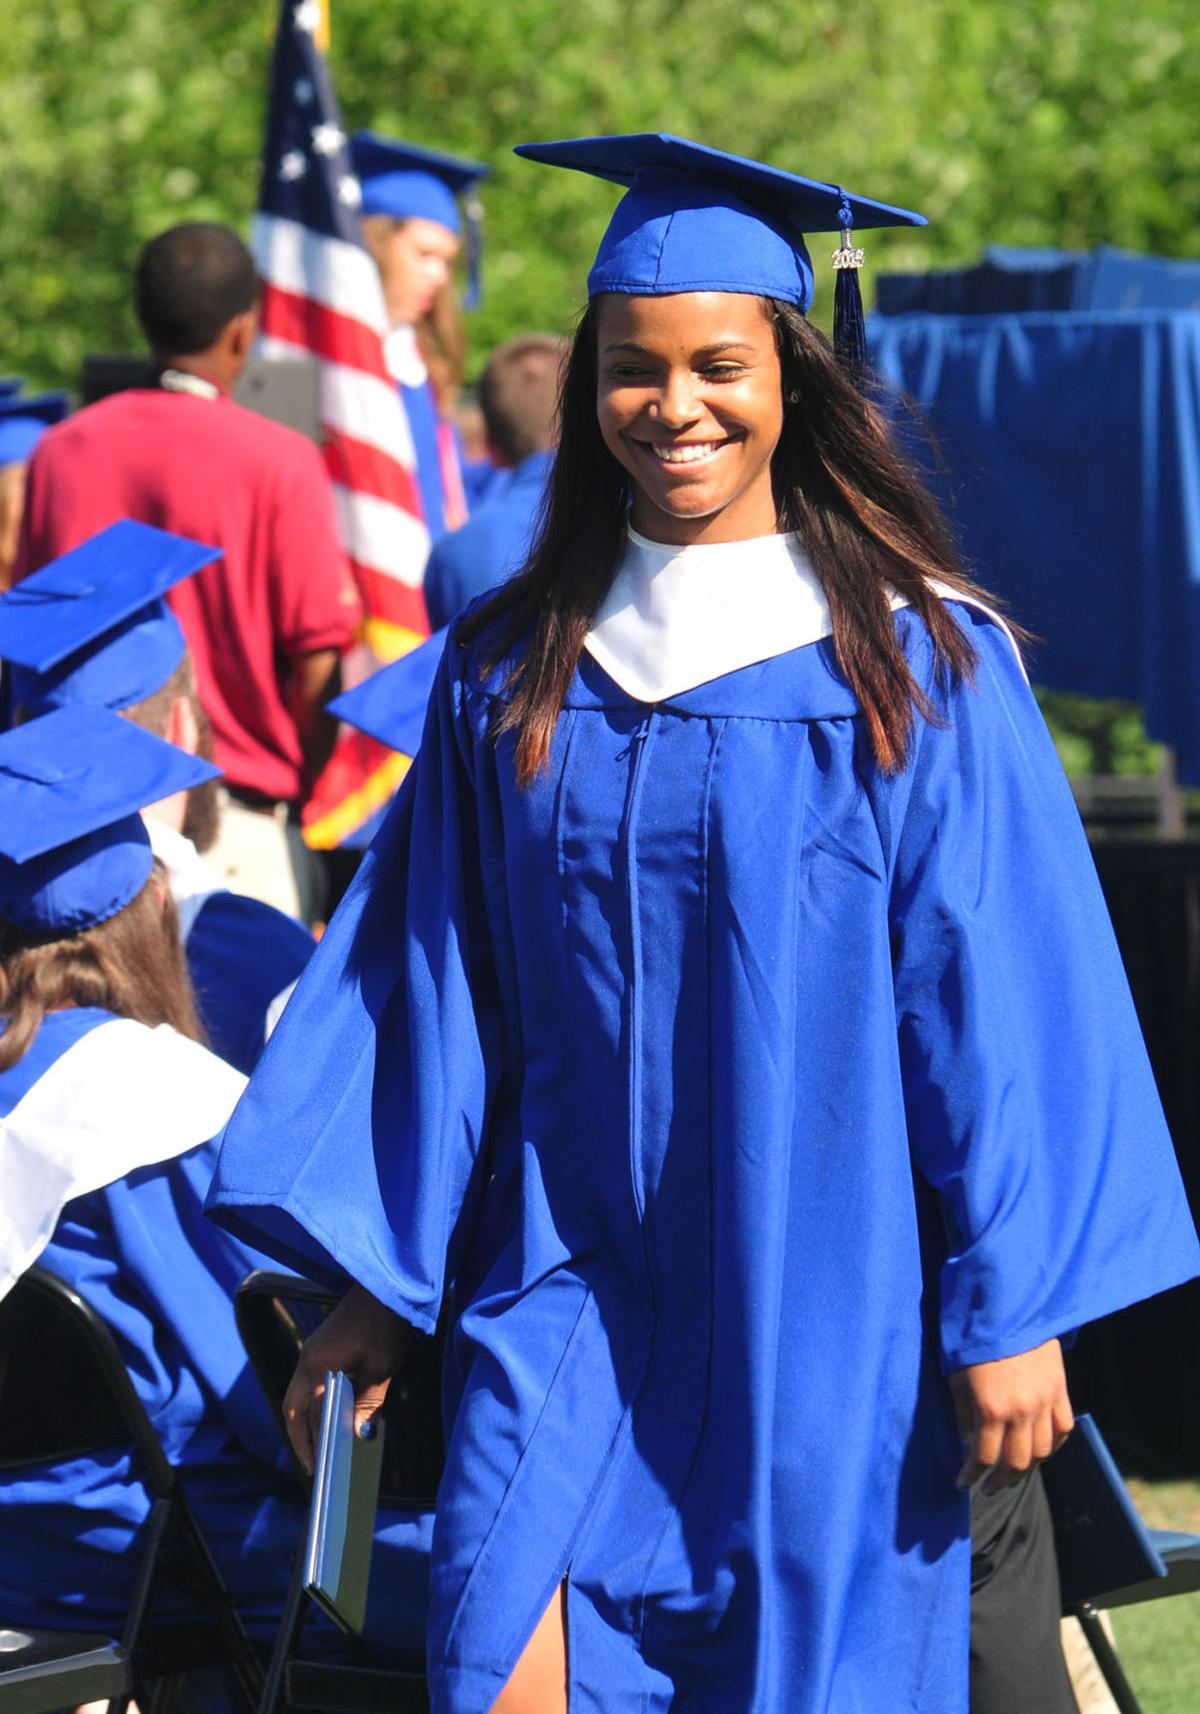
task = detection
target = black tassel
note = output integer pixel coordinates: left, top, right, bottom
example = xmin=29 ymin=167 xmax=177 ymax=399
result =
xmin=832 ymin=196 xmax=867 ymax=383
xmin=834 ymin=264 xmax=867 ymax=378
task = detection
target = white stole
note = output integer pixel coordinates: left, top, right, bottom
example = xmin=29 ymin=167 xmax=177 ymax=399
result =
xmin=585 ymin=524 xmax=1024 ymax=702
xmin=0 ymin=1019 xmax=246 ymax=1299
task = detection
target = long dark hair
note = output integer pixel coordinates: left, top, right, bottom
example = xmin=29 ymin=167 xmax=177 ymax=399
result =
xmin=458 ymin=297 xmax=1009 ymax=787
xmin=0 ymin=864 xmax=206 ymax=1072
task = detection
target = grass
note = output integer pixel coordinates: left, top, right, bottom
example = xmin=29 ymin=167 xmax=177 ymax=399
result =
xmin=1098 ymin=1480 xmax=1200 ymax=1714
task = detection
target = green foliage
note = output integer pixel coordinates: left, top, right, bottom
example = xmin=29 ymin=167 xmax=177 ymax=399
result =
xmin=1106 ymin=1479 xmax=1200 ymax=1714
xmin=3 ymin=0 xmax=1200 ymax=386
xmin=1107 ymin=1594 xmax=1199 ymax=1714
xmin=3 ymin=2 xmax=1199 ymax=774
xmin=1036 ymin=689 xmax=1164 ymax=777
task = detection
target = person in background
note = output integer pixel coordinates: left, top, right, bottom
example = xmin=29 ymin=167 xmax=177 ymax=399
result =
xmin=422 ymin=335 xmax=564 ymax=630
xmin=0 ymin=519 xmax=315 ymax=1073
xmin=12 ymin=222 xmax=360 ymax=920
xmin=0 ymin=392 xmax=69 ymax=590
xmin=455 ymin=390 xmax=510 ymax=511
xmin=0 ymin=703 xmax=431 ymax=1675
xmin=351 ymin=132 xmax=489 ymax=546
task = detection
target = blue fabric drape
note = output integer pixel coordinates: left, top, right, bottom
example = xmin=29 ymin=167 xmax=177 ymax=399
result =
xmin=871 ymin=308 xmax=1200 ymax=780
xmin=876 ymin=245 xmax=1200 ymax=317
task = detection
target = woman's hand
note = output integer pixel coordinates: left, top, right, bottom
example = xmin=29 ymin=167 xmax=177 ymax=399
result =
xmin=949 ymin=1336 xmax=1074 ymax=1494
xmin=282 ymin=1283 xmax=414 ymax=1476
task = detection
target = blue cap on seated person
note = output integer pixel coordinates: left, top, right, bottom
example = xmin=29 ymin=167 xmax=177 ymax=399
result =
xmin=0 ymin=391 xmax=70 ymax=467
xmin=0 ymin=518 xmax=220 ymax=716
xmin=0 ymin=703 xmax=220 ymax=935
xmin=512 ymin=133 xmax=926 ymax=370
xmin=328 ymin=627 xmax=448 ymax=758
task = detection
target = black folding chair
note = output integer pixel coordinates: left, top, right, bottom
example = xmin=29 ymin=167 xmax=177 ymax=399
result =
xmin=0 ymin=1265 xmax=262 ymax=1714
xmin=234 ymin=1271 xmax=444 ymax=1714
xmin=1046 ymin=1412 xmax=1200 ymax=1714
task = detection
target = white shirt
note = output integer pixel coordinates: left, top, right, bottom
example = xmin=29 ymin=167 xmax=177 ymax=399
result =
xmin=146 ymin=817 xmax=221 ymax=943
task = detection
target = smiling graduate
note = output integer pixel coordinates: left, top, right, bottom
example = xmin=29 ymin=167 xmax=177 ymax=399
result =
xmin=208 ymin=134 xmax=1199 ymax=1714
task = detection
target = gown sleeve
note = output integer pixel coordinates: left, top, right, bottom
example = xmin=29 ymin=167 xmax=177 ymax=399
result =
xmin=206 ymin=643 xmax=501 ymax=1334
xmin=886 ymin=607 xmax=1199 ymax=1372
xmin=45 ymin=1140 xmax=292 ymax=1469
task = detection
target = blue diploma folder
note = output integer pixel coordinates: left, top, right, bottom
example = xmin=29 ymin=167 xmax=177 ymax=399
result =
xmin=1043 ymin=1413 xmax=1167 ymax=1608
xmin=303 ymin=1369 xmax=385 ymax=1634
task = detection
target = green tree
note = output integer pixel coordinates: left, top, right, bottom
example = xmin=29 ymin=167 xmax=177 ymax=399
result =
xmin=2 ymin=0 xmax=1197 ymax=781
xmin=3 ymin=0 xmax=1199 ymax=384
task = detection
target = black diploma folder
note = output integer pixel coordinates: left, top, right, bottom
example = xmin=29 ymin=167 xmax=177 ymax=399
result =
xmin=303 ymin=1369 xmax=385 ymax=1634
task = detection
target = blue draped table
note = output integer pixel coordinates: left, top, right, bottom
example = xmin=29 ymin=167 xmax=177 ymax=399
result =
xmin=870 ymin=308 xmax=1200 ymax=782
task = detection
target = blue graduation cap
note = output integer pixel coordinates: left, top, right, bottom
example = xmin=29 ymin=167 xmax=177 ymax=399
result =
xmin=350 ymin=131 xmax=490 ymax=307
xmin=0 ymin=519 xmax=220 ymax=717
xmin=514 ymin=133 xmax=926 ymax=373
xmin=328 ymin=627 xmax=448 ymax=758
xmin=0 ymin=391 xmax=70 ymax=467
xmin=0 ymin=379 xmax=22 ymax=397
xmin=0 ymin=702 xmax=220 ymax=933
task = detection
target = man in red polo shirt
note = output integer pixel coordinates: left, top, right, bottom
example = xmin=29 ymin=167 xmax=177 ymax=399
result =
xmin=14 ymin=222 xmax=360 ymax=918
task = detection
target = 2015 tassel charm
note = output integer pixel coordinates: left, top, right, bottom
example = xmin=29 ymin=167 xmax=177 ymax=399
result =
xmin=832 ymin=202 xmax=868 ymax=379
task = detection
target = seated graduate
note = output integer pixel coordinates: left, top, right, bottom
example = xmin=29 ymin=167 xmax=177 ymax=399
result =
xmin=0 ymin=703 xmax=431 ymax=1659
xmin=325 ymin=626 xmax=447 ymax=771
xmin=0 ymin=519 xmax=315 ymax=1072
xmin=422 ymin=335 xmax=564 ymax=630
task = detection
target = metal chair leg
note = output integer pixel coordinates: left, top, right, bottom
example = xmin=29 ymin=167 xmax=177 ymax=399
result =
xmin=1075 ymin=1604 xmax=1145 ymax=1714
xmin=257 ymin=1550 xmax=309 ymax=1714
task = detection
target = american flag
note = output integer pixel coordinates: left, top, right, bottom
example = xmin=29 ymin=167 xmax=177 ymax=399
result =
xmin=253 ymin=0 xmax=429 ymax=849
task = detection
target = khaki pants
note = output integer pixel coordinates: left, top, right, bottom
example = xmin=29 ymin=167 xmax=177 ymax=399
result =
xmin=206 ymin=792 xmax=302 ymax=919
xmin=1062 ymin=1612 xmax=1121 ymax=1714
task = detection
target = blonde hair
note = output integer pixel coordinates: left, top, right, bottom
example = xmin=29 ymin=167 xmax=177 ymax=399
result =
xmin=417 ymin=275 xmax=467 ymax=411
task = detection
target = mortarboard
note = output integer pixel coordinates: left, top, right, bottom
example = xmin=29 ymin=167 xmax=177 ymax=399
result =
xmin=0 ymin=518 xmax=220 ymax=716
xmin=0 ymin=702 xmax=220 ymax=934
xmin=328 ymin=627 xmax=448 ymax=758
xmin=513 ymin=133 xmax=926 ymax=374
xmin=0 ymin=380 xmax=23 ymax=397
xmin=0 ymin=391 xmax=70 ymax=468
xmin=350 ymin=131 xmax=490 ymax=307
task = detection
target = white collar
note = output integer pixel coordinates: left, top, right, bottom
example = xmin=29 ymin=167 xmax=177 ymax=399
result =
xmin=146 ymin=816 xmax=221 ymax=944
xmin=159 ymin=367 xmax=221 ymax=401
xmin=584 ymin=524 xmax=1022 ymax=702
xmin=383 ymin=324 xmax=428 ymax=388
xmin=0 ymin=1019 xmax=245 ymax=1300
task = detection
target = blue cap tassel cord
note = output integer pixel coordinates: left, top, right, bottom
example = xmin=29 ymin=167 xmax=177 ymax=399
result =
xmin=462 ymin=194 xmax=484 ymax=309
xmin=832 ymin=196 xmax=867 ymax=378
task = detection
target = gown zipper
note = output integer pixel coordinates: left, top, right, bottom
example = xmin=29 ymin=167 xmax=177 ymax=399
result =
xmin=622 ymin=711 xmax=658 ymax=1305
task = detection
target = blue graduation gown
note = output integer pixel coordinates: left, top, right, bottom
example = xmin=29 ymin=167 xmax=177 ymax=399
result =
xmin=0 ymin=1008 xmax=431 ymax=1658
xmin=186 ymin=890 xmax=314 ymax=1074
xmin=147 ymin=819 xmax=314 ymax=1075
xmin=208 ymin=604 xmax=1199 ymax=1714
xmin=422 ymin=449 xmax=553 ymax=630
